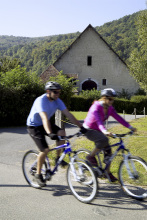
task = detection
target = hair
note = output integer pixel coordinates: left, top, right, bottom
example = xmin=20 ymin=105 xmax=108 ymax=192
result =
xmin=92 ymin=96 xmax=107 ymax=104
xmin=98 ymin=96 xmax=107 ymax=102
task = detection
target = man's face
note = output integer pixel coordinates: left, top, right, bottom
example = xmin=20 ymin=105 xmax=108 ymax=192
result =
xmin=47 ymin=89 xmax=61 ymax=100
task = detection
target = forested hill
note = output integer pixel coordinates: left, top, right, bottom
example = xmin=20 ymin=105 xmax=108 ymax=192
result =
xmin=0 ymin=10 xmax=143 ymax=75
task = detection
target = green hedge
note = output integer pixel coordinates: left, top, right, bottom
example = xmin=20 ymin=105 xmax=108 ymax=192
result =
xmin=0 ymin=90 xmax=147 ymax=127
xmin=70 ymin=96 xmax=94 ymax=111
xmin=70 ymin=95 xmax=147 ymax=114
xmin=0 ymin=86 xmax=44 ymax=127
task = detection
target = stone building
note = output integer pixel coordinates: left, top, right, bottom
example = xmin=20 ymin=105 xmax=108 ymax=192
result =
xmin=41 ymin=24 xmax=139 ymax=94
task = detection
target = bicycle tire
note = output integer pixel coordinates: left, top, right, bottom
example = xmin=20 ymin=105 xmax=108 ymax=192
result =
xmin=76 ymin=148 xmax=91 ymax=160
xmin=67 ymin=159 xmax=98 ymax=203
xmin=119 ymin=156 xmax=147 ymax=200
xmin=22 ymin=150 xmax=47 ymax=188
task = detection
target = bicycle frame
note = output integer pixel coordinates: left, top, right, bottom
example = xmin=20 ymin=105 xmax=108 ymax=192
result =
xmin=44 ymin=141 xmax=72 ymax=175
xmin=97 ymin=138 xmax=131 ymax=173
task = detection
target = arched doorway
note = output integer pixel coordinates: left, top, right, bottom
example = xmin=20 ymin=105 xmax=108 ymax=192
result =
xmin=82 ymin=80 xmax=97 ymax=90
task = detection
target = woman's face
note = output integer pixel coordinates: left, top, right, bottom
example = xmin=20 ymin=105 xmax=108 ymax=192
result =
xmin=105 ymin=96 xmax=115 ymax=106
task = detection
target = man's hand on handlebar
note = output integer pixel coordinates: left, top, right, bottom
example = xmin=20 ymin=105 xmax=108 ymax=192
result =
xmin=48 ymin=133 xmax=60 ymax=141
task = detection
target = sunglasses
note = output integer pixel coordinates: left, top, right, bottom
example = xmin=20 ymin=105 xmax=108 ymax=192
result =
xmin=52 ymin=90 xmax=61 ymax=95
xmin=107 ymin=97 xmax=114 ymax=101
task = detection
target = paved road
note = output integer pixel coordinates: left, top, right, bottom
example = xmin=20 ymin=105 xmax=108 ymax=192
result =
xmin=0 ymin=115 xmax=146 ymax=220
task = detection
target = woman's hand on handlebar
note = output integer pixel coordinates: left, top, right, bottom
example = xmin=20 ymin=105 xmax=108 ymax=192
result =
xmin=105 ymin=131 xmax=114 ymax=137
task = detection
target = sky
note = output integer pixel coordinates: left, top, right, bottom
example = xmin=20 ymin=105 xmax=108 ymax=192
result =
xmin=0 ymin=0 xmax=146 ymax=37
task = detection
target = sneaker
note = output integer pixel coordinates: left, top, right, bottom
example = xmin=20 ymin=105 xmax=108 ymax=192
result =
xmin=35 ymin=174 xmax=46 ymax=187
xmin=86 ymin=155 xmax=98 ymax=167
xmin=107 ymin=172 xmax=118 ymax=182
xmin=55 ymin=157 xmax=68 ymax=167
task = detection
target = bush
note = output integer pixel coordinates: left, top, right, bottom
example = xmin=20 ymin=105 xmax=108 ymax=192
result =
xmin=117 ymin=89 xmax=132 ymax=99
xmin=130 ymin=95 xmax=147 ymax=102
xmin=70 ymin=95 xmax=147 ymax=114
xmin=0 ymin=85 xmax=44 ymax=126
xmin=49 ymin=71 xmax=77 ymax=109
xmin=79 ymin=89 xmax=100 ymax=100
xmin=0 ymin=66 xmax=44 ymax=126
xmin=134 ymin=88 xmax=146 ymax=96
xmin=70 ymin=95 xmax=94 ymax=111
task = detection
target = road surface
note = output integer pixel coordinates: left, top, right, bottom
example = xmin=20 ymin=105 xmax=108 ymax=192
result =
xmin=0 ymin=115 xmax=146 ymax=220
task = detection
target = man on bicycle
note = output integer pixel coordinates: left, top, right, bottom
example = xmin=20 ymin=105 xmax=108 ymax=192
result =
xmin=27 ymin=81 xmax=83 ymax=187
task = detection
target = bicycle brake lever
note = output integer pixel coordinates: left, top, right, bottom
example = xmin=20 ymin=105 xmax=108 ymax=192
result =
xmin=112 ymin=134 xmax=117 ymax=138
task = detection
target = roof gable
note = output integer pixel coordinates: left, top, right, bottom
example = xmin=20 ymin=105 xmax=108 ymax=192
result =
xmin=53 ymin=24 xmax=127 ymax=67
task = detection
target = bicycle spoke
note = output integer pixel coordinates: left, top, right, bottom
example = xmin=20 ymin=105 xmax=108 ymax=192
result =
xmin=119 ymin=156 xmax=147 ymax=200
xmin=67 ymin=161 xmax=98 ymax=203
xmin=22 ymin=150 xmax=47 ymax=188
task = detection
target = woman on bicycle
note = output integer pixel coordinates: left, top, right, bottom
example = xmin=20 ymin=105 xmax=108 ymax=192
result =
xmin=82 ymin=88 xmax=136 ymax=182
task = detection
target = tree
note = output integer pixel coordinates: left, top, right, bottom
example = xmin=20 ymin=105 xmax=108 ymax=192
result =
xmin=0 ymin=65 xmax=43 ymax=89
xmin=0 ymin=65 xmax=44 ymax=126
xmin=0 ymin=57 xmax=20 ymax=74
xmin=49 ymin=71 xmax=77 ymax=108
xmin=129 ymin=10 xmax=147 ymax=93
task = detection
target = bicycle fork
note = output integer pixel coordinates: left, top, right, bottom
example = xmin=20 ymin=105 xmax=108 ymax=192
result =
xmin=69 ymin=157 xmax=85 ymax=182
xmin=123 ymin=154 xmax=138 ymax=179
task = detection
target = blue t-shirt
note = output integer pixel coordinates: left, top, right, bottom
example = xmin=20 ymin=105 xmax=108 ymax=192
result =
xmin=27 ymin=93 xmax=66 ymax=126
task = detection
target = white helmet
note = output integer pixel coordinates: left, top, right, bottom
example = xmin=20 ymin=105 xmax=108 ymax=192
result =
xmin=45 ymin=81 xmax=62 ymax=90
xmin=101 ymin=88 xmax=117 ymax=97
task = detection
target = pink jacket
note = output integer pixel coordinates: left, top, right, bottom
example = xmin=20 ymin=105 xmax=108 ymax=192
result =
xmin=83 ymin=101 xmax=130 ymax=133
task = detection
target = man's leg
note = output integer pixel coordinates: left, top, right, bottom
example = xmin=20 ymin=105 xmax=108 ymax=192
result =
xmin=55 ymin=129 xmax=68 ymax=166
xmin=37 ymin=148 xmax=49 ymax=174
xmin=56 ymin=129 xmax=66 ymax=157
xmin=27 ymin=126 xmax=49 ymax=186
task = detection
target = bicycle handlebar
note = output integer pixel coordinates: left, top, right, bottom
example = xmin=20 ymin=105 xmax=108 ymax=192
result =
xmin=58 ymin=132 xmax=83 ymax=140
xmin=112 ymin=131 xmax=134 ymax=138
xmin=58 ymin=131 xmax=134 ymax=140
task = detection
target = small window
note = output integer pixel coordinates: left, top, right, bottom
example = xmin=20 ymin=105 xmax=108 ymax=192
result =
xmin=102 ymin=79 xmax=106 ymax=86
xmin=87 ymin=56 xmax=92 ymax=66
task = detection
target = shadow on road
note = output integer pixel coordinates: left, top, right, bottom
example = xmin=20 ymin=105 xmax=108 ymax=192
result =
xmin=1 ymin=182 xmax=146 ymax=211
xmin=0 ymin=127 xmax=28 ymax=134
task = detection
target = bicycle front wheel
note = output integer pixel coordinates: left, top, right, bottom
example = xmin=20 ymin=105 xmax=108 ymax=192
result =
xmin=67 ymin=160 xmax=98 ymax=203
xmin=119 ymin=156 xmax=147 ymax=200
xmin=75 ymin=148 xmax=91 ymax=161
xmin=22 ymin=150 xmax=47 ymax=188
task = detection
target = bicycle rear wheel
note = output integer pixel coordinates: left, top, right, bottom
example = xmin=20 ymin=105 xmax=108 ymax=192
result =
xmin=67 ymin=160 xmax=98 ymax=203
xmin=119 ymin=156 xmax=147 ymax=200
xmin=22 ymin=150 xmax=47 ymax=188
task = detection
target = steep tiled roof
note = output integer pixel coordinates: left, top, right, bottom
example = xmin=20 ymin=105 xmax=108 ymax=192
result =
xmin=40 ymin=65 xmax=59 ymax=82
xmin=66 ymin=73 xmax=78 ymax=79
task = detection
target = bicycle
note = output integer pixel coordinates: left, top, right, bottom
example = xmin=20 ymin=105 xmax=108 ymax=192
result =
xmin=22 ymin=132 xmax=98 ymax=203
xmin=76 ymin=131 xmax=147 ymax=200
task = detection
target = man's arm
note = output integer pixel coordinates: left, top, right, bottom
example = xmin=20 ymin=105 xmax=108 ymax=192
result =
xmin=39 ymin=112 xmax=52 ymax=134
xmin=62 ymin=109 xmax=82 ymax=128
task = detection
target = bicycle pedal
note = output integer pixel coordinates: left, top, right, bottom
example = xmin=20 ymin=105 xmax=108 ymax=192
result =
xmin=45 ymin=175 xmax=51 ymax=181
xmin=30 ymin=167 xmax=37 ymax=176
xmin=45 ymin=170 xmax=52 ymax=181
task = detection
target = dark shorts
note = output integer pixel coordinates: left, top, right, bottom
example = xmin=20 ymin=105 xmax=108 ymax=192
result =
xmin=85 ymin=129 xmax=112 ymax=163
xmin=27 ymin=123 xmax=62 ymax=152
xmin=84 ymin=129 xmax=109 ymax=149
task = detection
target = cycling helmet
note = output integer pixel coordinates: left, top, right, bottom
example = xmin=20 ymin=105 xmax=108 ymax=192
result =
xmin=45 ymin=81 xmax=62 ymax=90
xmin=101 ymin=88 xmax=117 ymax=97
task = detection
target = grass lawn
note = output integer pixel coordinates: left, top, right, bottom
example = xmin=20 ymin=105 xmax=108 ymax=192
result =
xmin=70 ymin=111 xmax=88 ymax=120
xmin=73 ymin=117 xmax=147 ymax=177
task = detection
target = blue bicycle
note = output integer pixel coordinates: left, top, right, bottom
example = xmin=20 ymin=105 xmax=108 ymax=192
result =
xmin=22 ymin=132 xmax=98 ymax=203
xmin=76 ymin=131 xmax=147 ymax=200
